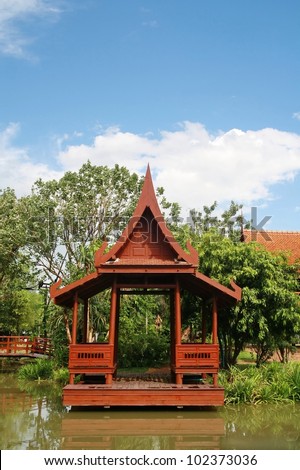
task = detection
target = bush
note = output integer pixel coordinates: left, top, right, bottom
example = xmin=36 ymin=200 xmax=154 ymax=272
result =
xmin=17 ymin=358 xmax=54 ymax=381
xmin=118 ymin=331 xmax=169 ymax=368
xmin=219 ymin=362 xmax=300 ymax=404
xmin=52 ymin=367 xmax=69 ymax=385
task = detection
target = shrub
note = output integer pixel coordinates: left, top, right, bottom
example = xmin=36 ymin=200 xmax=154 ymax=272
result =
xmin=52 ymin=367 xmax=69 ymax=385
xmin=17 ymin=358 xmax=54 ymax=381
xmin=118 ymin=331 xmax=169 ymax=368
xmin=220 ymin=363 xmax=300 ymax=404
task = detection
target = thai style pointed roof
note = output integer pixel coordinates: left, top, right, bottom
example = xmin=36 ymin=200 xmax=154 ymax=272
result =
xmin=94 ymin=164 xmax=199 ymax=270
xmin=50 ymin=165 xmax=241 ymax=308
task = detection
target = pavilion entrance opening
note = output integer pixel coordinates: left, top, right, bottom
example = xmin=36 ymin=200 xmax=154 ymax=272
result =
xmin=116 ymin=289 xmax=171 ymax=381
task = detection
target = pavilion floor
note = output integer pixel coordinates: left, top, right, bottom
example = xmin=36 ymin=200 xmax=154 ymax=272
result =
xmin=63 ymin=373 xmax=225 ymax=407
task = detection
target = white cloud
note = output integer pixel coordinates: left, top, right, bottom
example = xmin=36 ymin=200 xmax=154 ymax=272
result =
xmin=293 ymin=112 xmax=300 ymax=121
xmin=0 ymin=0 xmax=62 ymax=58
xmin=0 ymin=122 xmax=61 ymax=195
xmin=57 ymin=122 xmax=300 ymax=215
xmin=2 ymin=121 xmax=300 ymax=218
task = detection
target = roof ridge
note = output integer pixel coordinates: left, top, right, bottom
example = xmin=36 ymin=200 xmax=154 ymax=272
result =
xmin=244 ymin=229 xmax=300 ymax=234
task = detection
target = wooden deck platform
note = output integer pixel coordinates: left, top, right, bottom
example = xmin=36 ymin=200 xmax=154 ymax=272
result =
xmin=63 ymin=380 xmax=224 ymax=408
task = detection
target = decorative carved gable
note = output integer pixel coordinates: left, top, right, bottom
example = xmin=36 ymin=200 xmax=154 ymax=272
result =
xmin=94 ymin=165 xmax=199 ymax=268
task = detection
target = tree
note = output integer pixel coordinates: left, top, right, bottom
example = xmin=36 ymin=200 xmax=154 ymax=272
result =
xmin=0 ymin=189 xmax=41 ymax=334
xmin=22 ymin=162 xmax=144 ymax=283
xmin=197 ymin=230 xmax=300 ymax=367
xmin=117 ymin=293 xmax=170 ymax=368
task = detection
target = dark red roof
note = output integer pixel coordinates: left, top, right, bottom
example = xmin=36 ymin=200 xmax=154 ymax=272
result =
xmin=243 ymin=229 xmax=300 ymax=264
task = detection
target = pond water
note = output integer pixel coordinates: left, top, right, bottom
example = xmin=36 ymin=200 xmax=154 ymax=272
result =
xmin=1 ymin=373 xmax=300 ymax=450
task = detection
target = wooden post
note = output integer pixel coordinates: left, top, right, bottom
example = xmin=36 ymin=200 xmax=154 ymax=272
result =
xmin=109 ymin=278 xmax=117 ymax=346
xmin=174 ymin=277 xmax=182 ymax=385
xmin=71 ymin=292 xmax=79 ymax=345
xmin=174 ymin=277 xmax=181 ymax=345
xmin=169 ymin=290 xmax=175 ymax=369
xmin=83 ymin=299 xmax=89 ymax=343
xmin=70 ymin=292 xmax=79 ymax=385
xmin=202 ymin=301 xmax=207 ymax=344
xmin=107 ymin=277 xmax=117 ymax=384
xmin=114 ymin=288 xmax=120 ymax=369
xmin=212 ymin=297 xmax=218 ymax=344
xmin=212 ymin=296 xmax=218 ymax=387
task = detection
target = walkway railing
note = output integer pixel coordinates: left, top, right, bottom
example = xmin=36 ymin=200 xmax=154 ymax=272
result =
xmin=0 ymin=336 xmax=52 ymax=356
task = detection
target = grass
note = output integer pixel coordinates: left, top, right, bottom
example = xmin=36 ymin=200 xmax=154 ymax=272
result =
xmin=237 ymin=350 xmax=256 ymax=363
xmin=219 ymin=362 xmax=300 ymax=404
xmin=17 ymin=358 xmax=69 ymax=385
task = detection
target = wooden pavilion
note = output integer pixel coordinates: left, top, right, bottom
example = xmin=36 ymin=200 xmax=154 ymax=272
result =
xmin=50 ymin=165 xmax=241 ymax=408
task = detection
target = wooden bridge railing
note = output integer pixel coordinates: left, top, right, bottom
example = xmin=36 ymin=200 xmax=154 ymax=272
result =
xmin=0 ymin=336 xmax=52 ymax=356
xmin=68 ymin=343 xmax=116 ymax=384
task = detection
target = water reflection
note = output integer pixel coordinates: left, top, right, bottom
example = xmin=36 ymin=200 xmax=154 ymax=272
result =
xmin=1 ymin=374 xmax=300 ymax=450
xmin=61 ymin=409 xmax=224 ymax=450
xmin=220 ymin=404 xmax=300 ymax=450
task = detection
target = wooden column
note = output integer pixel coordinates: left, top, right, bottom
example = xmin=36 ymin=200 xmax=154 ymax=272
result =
xmin=70 ymin=292 xmax=79 ymax=385
xmin=109 ymin=278 xmax=117 ymax=346
xmin=114 ymin=288 xmax=120 ymax=371
xmin=71 ymin=292 xmax=79 ymax=345
xmin=174 ymin=277 xmax=182 ymax=345
xmin=202 ymin=302 xmax=207 ymax=344
xmin=174 ymin=277 xmax=182 ymax=385
xmin=83 ymin=299 xmax=89 ymax=343
xmin=107 ymin=278 xmax=118 ymax=384
xmin=212 ymin=297 xmax=218 ymax=344
xmin=169 ymin=290 xmax=175 ymax=371
xmin=212 ymin=296 xmax=218 ymax=387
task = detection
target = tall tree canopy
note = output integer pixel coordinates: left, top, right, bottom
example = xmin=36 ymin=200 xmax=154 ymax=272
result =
xmin=22 ymin=162 xmax=144 ymax=283
xmin=197 ymin=230 xmax=300 ymax=366
xmin=0 ymin=188 xmax=41 ymax=334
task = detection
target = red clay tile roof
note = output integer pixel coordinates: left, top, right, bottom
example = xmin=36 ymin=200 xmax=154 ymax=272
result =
xmin=243 ymin=229 xmax=300 ymax=264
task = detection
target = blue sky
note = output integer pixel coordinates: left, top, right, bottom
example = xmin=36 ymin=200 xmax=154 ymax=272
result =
xmin=1 ymin=0 xmax=300 ymax=230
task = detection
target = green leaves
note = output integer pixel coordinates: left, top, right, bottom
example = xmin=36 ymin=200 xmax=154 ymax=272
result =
xmin=197 ymin=231 xmax=300 ymax=367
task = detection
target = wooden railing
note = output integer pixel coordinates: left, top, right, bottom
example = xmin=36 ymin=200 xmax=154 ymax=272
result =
xmin=68 ymin=343 xmax=116 ymax=385
xmin=31 ymin=337 xmax=52 ymax=355
xmin=0 ymin=336 xmax=52 ymax=356
xmin=173 ymin=343 xmax=220 ymax=386
xmin=176 ymin=343 xmax=219 ymax=369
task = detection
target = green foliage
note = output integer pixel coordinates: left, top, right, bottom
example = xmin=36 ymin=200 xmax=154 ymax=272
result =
xmin=23 ymin=162 xmax=144 ymax=282
xmin=0 ymin=188 xmax=42 ymax=335
xmin=52 ymin=367 xmax=69 ymax=385
xmin=118 ymin=294 xmax=170 ymax=368
xmin=286 ymin=362 xmax=300 ymax=400
xmin=219 ymin=362 xmax=300 ymax=404
xmin=197 ymin=231 xmax=300 ymax=367
xmin=118 ymin=330 xmax=170 ymax=368
xmin=0 ymin=188 xmax=29 ymax=280
xmin=47 ymin=305 xmax=70 ymax=367
xmin=17 ymin=359 xmax=54 ymax=381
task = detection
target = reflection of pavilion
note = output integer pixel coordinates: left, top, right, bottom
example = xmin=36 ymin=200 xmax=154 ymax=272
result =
xmin=61 ymin=412 xmax=225 ymax=450
xmin=0 ymin=388 xmax=33 ymax=413
xmin=51 ymin=166 xmax=241 ymax=408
